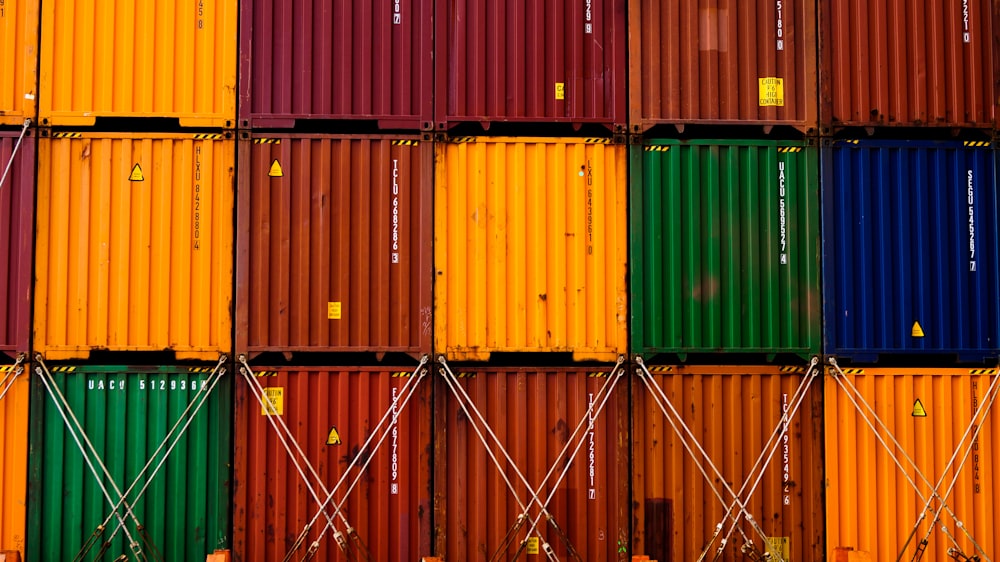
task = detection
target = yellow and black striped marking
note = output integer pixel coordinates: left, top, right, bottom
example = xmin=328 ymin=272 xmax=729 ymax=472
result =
xmin=842 ymin=140 xmax=860 ymax=145
xmin=779 ymin=366 xmax=806 ymax=373
xmin=51 ymin=366 xmax=78 ymax=372
xmin=969 ymin=368 xmax=997 ymax=375
xmin=193 ymin=134 xmax=222 ymax=140
xmin=587 ymin=371 xmax=608 ymax=378
xmin=390 ymin=371 xmax=414 ymax=378
xmin=392 ymin=140 xmax=420 ymax=146
xmin=778 ymin=147 xmax=802 ymax=153
xmin=253 ymin=138 xmax=281 ymax=144
xmin=253 ymin=371 xmax=277 ymax=378
xmin=454 ymin=371 xmax=477 ymax=378
xmin=449 ymin=137 xmax=476 ymax=144
xmin=964 ymin=141 xmax=990 ymax=147
xmin=839 ymin=368 xmax=865 ymax=375
xmin=585 ymin=138 xmax=611 ymax=144
xmin=646 ymin=366 xmax=673 ymax=373
xmin=52 ymin=132 xmax=82 ymax=139
xmin=644 ymin=146 xmax=671 ymax=152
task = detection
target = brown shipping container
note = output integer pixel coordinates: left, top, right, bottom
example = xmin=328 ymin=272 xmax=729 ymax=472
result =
xmin=628 ymin=0 xmax=818 ymax=133
xmin=819 ymin=0 xmax=996 ymax=130
xmin=0 ymin=131 xmax=34 ymax=358
xmin=434 ymin=365 xmax=629 ymax=561
xmin=236 ymin=134 xmax=432 ymax=358
xmin=435 ymin=0 xmax=627 ymax=131
xmin=632 ymin=364 xmax=825 ymax=562
xmin=239 ymin=0 xmax=434 ymax=129
xmin=233 ymin=365 xmax=432 ymax=562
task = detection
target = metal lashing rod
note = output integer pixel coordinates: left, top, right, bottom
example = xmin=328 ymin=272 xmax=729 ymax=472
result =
xmin=0 ymin=119 xmax=30 ymax=194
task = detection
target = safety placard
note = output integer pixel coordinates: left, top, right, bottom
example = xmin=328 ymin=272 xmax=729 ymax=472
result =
xmin=261 ymin=387 xmax=284 ymax=416
xmin=758 ymin=77 xmax=785 ymax=106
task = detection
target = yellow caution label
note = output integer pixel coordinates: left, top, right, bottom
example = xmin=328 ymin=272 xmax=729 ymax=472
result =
xmin=555 ymin=82 xmax=565 ymax=100
xmin=327 ymin=425 xmax=342 ymax=445
xmin=758 ymin=77 xmax=785 ymax=106
xmin=912 ymin=399 xmax=927 ymax=417
xmin=328 ymin=301 xmax=342 ymax=319
xmin=766 ymin=537 xmax=790 ymax=562
xmin=128 ymin=164 xmax=145 ymax=182
xmin=912 ymin=321 xmax=925 ymax=337
xmin=268 ymin=159 xmax=283 ymax=177
xmin=261 ymin=387 xmax=284 ymax=416
xmin=526 ymin=537 xmax=540 ymax=555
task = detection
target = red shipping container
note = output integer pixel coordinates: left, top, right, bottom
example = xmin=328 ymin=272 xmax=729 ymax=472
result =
xmin=628 ymin=0 xmax=819 ymax=133
xmin=236 ymin=133 xmax=433 ymax=358
xmin=433 ymin=364 xmax=629 ymax=561
xmin=434 ymin=0 xmax=627 ymax=132
xmin=819 ymin=0 xmax=996 ymax=130
xmin=232 ymin=365 xmax=433 ymax=562
xmin=239 ymin=0 xmax=435 ymax=129
xmin=0 ymin=130 xmax=34 ymax=358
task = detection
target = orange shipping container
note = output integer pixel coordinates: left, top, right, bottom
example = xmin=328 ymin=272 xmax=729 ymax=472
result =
xmin=34 ymin=132 xmax=234 ymax=360
xmin=0 ymin=361 xmax=28 ymax=556
xmin=826 ymin=364 xmax=1000 ymax=562
xmin=434 ymin=138 xmax=628 ymax=361
xmin=0 ymin=0 xmax=38 ymax=125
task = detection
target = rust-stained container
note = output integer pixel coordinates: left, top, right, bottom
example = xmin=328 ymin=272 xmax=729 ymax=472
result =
xmin=433 ymin=365 xmax=629 ymax=561
xmin=0 ymin=362 xmax=29 ymax=556
xmin=826 ymin=365 xmax=1000 ymax=562
xmin=0 ymin=0 xmax=38 ymax=125
xmin=0 ymin=131 xmax=34 ymax=359
xmin=34 ymin=132 xmax=234 ymax=360
xmin=628 ymin=0 xmax=819 ymax=133
xmin=237 ymin=134 xmax=432 ymax=358
xmin=819 ymin=0 xmax=996 ymax=130
xmin=631 ymin=364 xmax=825 ymax=562
xmin=233 ymin=365 xmax=432 ymax=562
xmin=239 ymin=0 xmax=434 ymax=129
xmin=434 ymin=137 xmax=628 ymax=362
xmin=435 ymin=0 xmax=627 ymax=132
xmin=39 ymin=0 xmax=237 ymax=127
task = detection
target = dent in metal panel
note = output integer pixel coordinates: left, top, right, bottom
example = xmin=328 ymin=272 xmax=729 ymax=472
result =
xmin=822 ymin=140 xmax=1000 ymax=360
xmin=34 ymin=133 xmax=235 ymax=360
xmin=39 ymin=0 xmax=237 ymax=127
xmin=0 ymin=132 xmax=35 ymax=358
xmin=0 ymin=362 xmax=29 ymax=556
xmin=434 ymin=138 xmax=628 ymax=361
xmin=0 ymin=0 xmax=38 ymax=125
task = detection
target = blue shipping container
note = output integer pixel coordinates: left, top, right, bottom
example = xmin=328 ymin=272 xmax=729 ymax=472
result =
xmin=822 ymin=140 xmax=1000 ymax=361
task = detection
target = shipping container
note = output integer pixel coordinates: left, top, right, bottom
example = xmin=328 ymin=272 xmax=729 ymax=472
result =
xmin=0 ymin=131 xmax=34 ymax=358
xmin=236 ymin=134 xmax=432 ymax=358
xmin=39 ymin=0 xmax=237 ymax=127
xmin=34 ymin=132 xmax=234 ymax=360
xmin=823 ymin=140 xmax=1000 ymax=361
xmin=825 ymin=365 xmax=1000 ymax=562
xmin=233 ymin=364 xmax=432 ymax=562
xmin=628 ymin=0 xmax=818 ymax=133
xmin=433 ymin=364 xmax=629 ymax=561
xmin=435 ymin=138 xmax=628 ymax=361
xmin=26 ymin=363 xmax=231 ymax=562
xmin=435 ymin=0 xmax=626 ymax=131
xmin=631 ymin=140 xmax=821 ymax=360
xmin=0 ymin=361 xmax=29 ymax=556
xmin=239 ymin=0 xmax=434 ymax=129
xmin=631 ymin=363 xmax=825 ymax=562
xmin=0 ymin=0 xmax=38 ymax=125
xmin=819 ymin=0 xmax=996 ymax=130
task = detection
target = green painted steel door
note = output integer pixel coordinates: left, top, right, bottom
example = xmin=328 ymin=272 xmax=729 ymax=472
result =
xmin=630 ymin=140 xmax=821 ymax=359
xmin=27 ymin=364 xmax=231 ymax=561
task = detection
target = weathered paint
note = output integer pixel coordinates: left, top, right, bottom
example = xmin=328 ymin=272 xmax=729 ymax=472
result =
xmin=0 ymin=0 xmax=38 ymax=125
xmin=0 ymin=131 xmax=34 ymax=358
xmin=0 ymin=363 xmax=29 ymax=556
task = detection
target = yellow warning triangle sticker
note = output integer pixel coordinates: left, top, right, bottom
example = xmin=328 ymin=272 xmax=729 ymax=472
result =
xmin=268 ymin=159 xmax=283 ymax=177
xmin=326 ymin=425 xmax=342 ymax=446
xmin=912 ymin=399 xmax=927 ymax=417
xmin=128 ymin=163 xmax=144 ymax=182
xmin=911 ymin=321 xmax=925 ymax=338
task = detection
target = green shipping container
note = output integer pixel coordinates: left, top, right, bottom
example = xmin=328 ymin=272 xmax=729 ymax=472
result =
xmin=630 ymin=140 xmax=821 ymax=360
xmin=27 ymin=364 xmax=231 ymax=561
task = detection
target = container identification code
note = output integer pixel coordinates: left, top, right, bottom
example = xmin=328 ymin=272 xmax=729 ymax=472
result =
xmin=968 ymin=169 xmax=976 ymax=271
xmin=775 ymin=1 xmax=784 ymax=50
xmin=0 ymin=0 xmax=6 ymax=18
xmin=194 ymin=146 xmax=203 ymax=249
xmin=588 ymin=392 xmax=597 ymax=500
xmin=584 ymin=0 xmax=593 ymax=33
xmin=778 ymin=161 xmax=788 ymax=265
xmin=972 ymin=381 xmax=981 ymax=492
xmin=87 ymin=378 xmax=205 ymax=392
xmin=962 ymin=0 xmax=971 ymax=43
xmin=391 ymin=159 xmax=401 ymax=264
xmin=781 ymin=393 xmax=791 ymax=506
xmin=393 ymin=0 xmax=402 ymax=24
xmin=391 ymin=387 xmax=400 ymax=494
xmin=585 ymin=160 xmax=595 ymax=255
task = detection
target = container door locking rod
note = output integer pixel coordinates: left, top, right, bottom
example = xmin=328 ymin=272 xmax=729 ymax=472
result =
xmin=0 ymin=353 xmax=25 ymax=402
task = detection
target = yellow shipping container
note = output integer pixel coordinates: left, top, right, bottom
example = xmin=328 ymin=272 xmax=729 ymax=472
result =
xmin=434 ymin=137 xmax=628 ymax=361
xmin=0 ymin=362 xmax=28 ymax=556
xmin=826 ymin=365 xmax=1000 ymax=562
xmin=39 ymin=0 xmax=236 ymax=127
xmin=34 ymin=132 xmax=234 ymax=360
xmin=0 ymin=0 xmax=38 ymax=125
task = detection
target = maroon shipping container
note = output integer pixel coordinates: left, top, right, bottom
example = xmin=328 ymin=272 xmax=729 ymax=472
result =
xmin=627 ymin=0 xmax=818 ymax=134
xmin=434 ymin=0 xmax=627 ymax=132
xmin=433 ymin=364 xmax=629 ymax=561
xmin=239 ymin=0 xmax=434 ymax=129
xmin=819 ymin=0 xmax=996 ymax=130
xmin=233 ymin=365 xmax=432 ymax=562
xmin=236 ymin=133 xmax=433 ymax=358
xmin=0 ymin=130 xmax=34 ymax=358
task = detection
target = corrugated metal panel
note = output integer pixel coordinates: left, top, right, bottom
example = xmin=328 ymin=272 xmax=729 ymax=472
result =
xmin=236 ymin=134 xmax=432 ymax=358
xmin=434 ymin=138 xmax=628 ymax=361
xmin=628 ymin=0 xmax=818 ymax=133
xmin=631 ymin=140 xmax=821 ymax=359
xmin=239 ymin=0 xmax=434 ymax=129
xmin=0 ymin=131 xmax=34 ymax=358
xmin=433 ymin=366 xmax=628 ymax=561
xmin=39 ymin=0 xmax=237 ymax=127
xmin=823 ymin=140 xmax=1000 ymax=360
xmin=435 ymin=0 xmax=626 ymax=131
xmin=631 ymin=364 xmax=825 ymax=562
xmin=0 ymin=0 xmax=38 ymax=125
xmin=34 ymin=133 xmax=234 ymax=360
xmin=26 ymin=364 xmax=231 ymax=562
xmin=233 ymin=366 xmax=432 ymax=562
xmin=0 ymin=363 xmax=29 ymax=556
xmin=819 ymin=0 xmax=996 ymax=130
xmin=825 ymin=366 xmax=1000 ymax=562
